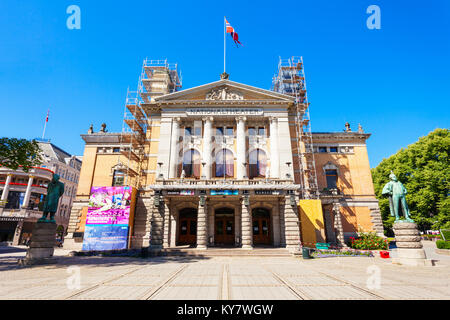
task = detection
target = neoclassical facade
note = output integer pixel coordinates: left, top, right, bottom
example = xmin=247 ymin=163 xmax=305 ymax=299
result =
xmin=64 ymin=60 xmax=383 ymax=253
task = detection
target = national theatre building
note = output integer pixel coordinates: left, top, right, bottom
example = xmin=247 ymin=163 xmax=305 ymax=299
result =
xmin=64 ymin=57 xmax=384 ymax=253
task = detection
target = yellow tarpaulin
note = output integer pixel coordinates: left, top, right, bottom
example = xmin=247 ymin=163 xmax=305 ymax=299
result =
xmin=298 ymin=200 xmax=325 ymax=246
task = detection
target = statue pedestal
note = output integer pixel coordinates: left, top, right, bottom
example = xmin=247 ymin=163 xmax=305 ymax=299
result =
xmin=18 ymin=222 xmax=58 ymax=266
xmin=392 ymin=222 xmax=434 ymax=266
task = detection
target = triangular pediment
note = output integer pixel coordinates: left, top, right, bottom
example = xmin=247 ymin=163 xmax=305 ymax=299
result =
xmin=153 ymin=79 xmax=295 ymax=102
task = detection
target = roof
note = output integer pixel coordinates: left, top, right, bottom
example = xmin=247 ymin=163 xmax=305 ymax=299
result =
xmin=153 ymin=78 xmax=296 ymax=102
xmin=37 ymin=141 xmax=82 ymax=164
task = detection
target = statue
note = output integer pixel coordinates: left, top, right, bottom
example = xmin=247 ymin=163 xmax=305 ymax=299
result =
xmin=88 ymin=124 xmax=94 ymax=134
xmin=382 ymin=172 xmax=413 ymax=222
xmin=180 ymin=169 xmax=186 ymax=179
xmin=38 ymin=174 xmax=65 ymax=223
xmin=100 ymin=123 xmax=107 ymax=133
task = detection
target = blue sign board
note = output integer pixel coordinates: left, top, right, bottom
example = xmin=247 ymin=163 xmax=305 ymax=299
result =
xmin=210 ymin=190 xmax=239 ymax=196
xmin=82 ymin=225 xmax=129 ymax=251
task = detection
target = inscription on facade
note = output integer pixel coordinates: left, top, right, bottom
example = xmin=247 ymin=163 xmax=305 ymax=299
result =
xmin=187 ymin=108 xmax=263 ymax=116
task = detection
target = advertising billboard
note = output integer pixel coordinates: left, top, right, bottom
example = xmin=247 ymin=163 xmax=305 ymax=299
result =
xmin=82 ymin=186 xmax=136 ymax=251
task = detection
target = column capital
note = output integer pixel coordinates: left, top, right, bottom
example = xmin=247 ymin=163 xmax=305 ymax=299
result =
xmin=235 ymin=116 xmax=247 ymax=122
xmin=173 ymin=117 xmax=181 ymax=123
xmin=6 ymin=174 xmax=13 ymax=177
xmin=269 ymin=116 xmax=278 ymax=123
xmin=202 ymin=116 xmax=214 ymax=123
xmin=28 ymin=175 xmax=35 ymax=179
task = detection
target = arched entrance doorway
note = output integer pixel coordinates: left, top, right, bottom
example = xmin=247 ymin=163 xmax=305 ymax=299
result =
xmin=252 ymin=208 xmax=271 ymax=245
xmin=215 ymin=207 xmax=235 ymax=246
xmin=178 ymin=208 xmax=197 ymax=246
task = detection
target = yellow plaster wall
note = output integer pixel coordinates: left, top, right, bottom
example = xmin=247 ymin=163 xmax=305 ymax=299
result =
xmin=76 ymin=146 xmax=97 ymax=197
xmin=340 ymin=206 xmax=374 ymax=233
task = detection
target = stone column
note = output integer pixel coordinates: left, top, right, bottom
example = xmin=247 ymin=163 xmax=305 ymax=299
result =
xmin=150 ymin=196 xmax=166 ymax=252
xmin=393 ymin=222 xmax=432 ymax=266
xmin=12 ymin=220 xmax=24 ymax=245
xmin=169 ymin=118 xmax=180 ymax=179
xmin=163 ymin=201 xmax=171 ymax=248
xmin=333 ymin=202 xmax=346 ymax=247
xmin=272 ymin=203 xmax=281 ymax=247
xmin=203 ymin=117 xmax=213 ymax=179
xmin=284 ymin=195 xmax=301 ymax=253
xmin=170 ymin=211 xmax=177 ymax=247
xmin=1 ymin=174 xmax=13 ymax=203
xmin=279 ymin=201 xmax=286 ymax=247
xmin=269 ymin=117 xmax=280 ymax=178
xmin=236 ymin=116 xmax=247 ymax=179
xmin=197 ymin=198 xmax=208 ymax=249
xmin=241 ymin=197 xmax=253 ymax=249
xmin=21 ymin=176 xmax=34 ymax=209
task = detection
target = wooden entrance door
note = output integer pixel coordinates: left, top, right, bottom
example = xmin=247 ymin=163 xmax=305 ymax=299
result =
xmin=215 ymin=208 xmax=235 ymax=246
xmin=178 ymin=208 xmax=197 ymax=246
xmin=253 ymin=208 xmax=271 ymax=245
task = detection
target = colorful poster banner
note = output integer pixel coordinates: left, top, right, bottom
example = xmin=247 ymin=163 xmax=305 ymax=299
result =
xmin=82 ymin=186 xmax=135 ymax=251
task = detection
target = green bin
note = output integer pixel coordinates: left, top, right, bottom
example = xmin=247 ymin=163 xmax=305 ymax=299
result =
xmin=302 ymin=247 xmax=311 ymax=259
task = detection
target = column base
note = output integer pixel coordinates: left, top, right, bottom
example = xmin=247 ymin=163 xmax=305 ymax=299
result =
xmin=196 ymin=245 xmax=207 ymax=250
xmin=241 ymin=245 xmax=253 ymax=250
xmin=392 ymin=257 xmax=435 ymax=266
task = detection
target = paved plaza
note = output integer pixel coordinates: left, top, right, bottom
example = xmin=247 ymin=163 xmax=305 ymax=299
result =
xmin=0 ymin=242 xmax=449 ymax=300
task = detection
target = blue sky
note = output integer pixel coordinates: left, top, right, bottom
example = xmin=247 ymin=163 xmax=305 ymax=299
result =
xmin=0 ymin=0 xmax=449 ymax=167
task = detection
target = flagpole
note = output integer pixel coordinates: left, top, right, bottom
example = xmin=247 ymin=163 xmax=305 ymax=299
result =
xmin=42 ymin=109 xmax=48 ymax=140
xmin=224 ymin=16 xmax=226 ymax=73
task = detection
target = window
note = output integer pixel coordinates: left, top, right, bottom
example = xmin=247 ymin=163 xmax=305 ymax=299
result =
xmin=184 ymin=127 xmax=192 ymax=137
xmin=113 ymin=147 xmax=120 ymax=153
xmin=113 ymin=170 xmax=125 ymax=186
xmin=226 ymin=127 xmax=234 ymax=136
xmin=215 ymin=149 xmax=234 ymax=178
xmin=325 ymin=169 xmax=338 ymax=189
xmin=249 ymin=149 xmax=267 ymax=179
xmin=182 ymin=149 xmax=201 ymax=178
xmin=319 ymin=147 xmax=327 ymax=153
xmin=248 ymin=127 xmax=256 ymax=136
xmin=258 ymin=127 xmax=265 ymax=136
xmin=330 ymin=147 xmax=338 ymax=153
xmin=216 ymin=127 xmax=224 ymax=136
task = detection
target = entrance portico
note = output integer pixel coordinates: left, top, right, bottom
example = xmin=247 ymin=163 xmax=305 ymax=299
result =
xmin=154 ymin=187 xmax=300 ymax=252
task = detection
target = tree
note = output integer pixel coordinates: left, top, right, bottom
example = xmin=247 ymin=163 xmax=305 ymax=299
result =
xmin=371 ymin=128 xmax=449 ymax=234
xmin=0 ymin=138 xmax=42 ymax=172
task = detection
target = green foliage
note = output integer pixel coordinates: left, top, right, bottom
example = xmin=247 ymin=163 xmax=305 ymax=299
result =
xmin=436 ymin=240 xmax=450 ymax=250
xmin=371 ymin=128 xmax=450 ymax=233
xmin=350 ymin=231 xmax=389 ymax=250
xmin=0 ymin=138 xmax=42 ymax=172
xmin=311 ymin=249 xmax=373 ymax=258
xmin=440 ymin=229 xmax=450 ymax=241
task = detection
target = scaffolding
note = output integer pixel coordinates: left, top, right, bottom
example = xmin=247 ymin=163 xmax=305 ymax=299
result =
xmin=272 ymin=56 xmax=319 ymax=199
xmin=119 ymin=58 xmax=182 ymax=187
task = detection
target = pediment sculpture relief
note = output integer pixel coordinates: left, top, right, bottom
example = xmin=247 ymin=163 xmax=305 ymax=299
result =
xmin=206 ymin=88 xmax=244 ymax=101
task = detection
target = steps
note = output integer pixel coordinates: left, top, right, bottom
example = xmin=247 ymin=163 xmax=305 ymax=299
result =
xmin=160 ymin=247 xmax=292 ymax=257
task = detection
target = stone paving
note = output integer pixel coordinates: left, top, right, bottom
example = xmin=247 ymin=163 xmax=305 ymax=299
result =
xmin=0 ymin=245 xmax=449 ymax=300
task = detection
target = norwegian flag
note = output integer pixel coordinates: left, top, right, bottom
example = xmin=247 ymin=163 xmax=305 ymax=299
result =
xmin=225 ymin=18 xmax=243 ymax=47
xmin=45 ymin=110 xmax=49 ymax=122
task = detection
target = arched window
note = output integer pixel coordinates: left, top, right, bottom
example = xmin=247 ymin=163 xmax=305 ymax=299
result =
xmin=182 ymin=149 xmax=201 ymax=178
xmin=215 ymin=149 xmax=234 ymax=178
xmin=249 ymin=149 xmax=267 ymax=179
